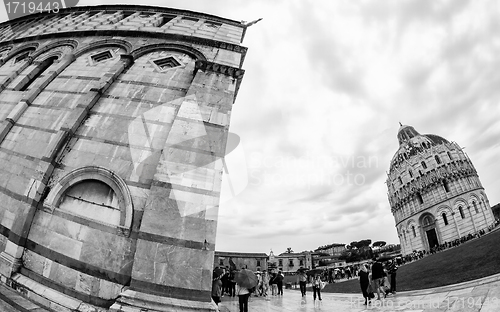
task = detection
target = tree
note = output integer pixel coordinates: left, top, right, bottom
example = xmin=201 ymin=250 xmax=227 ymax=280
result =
xmin=372 ymin=241 xmax=387 ymax=249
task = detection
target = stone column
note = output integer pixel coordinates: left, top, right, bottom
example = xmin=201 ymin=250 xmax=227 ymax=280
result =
xmin=467 ymin=206 xmax=477 ymax=234
xmin=111 ymin=61 xmax=244 ymax=312
xmin=452 ymin=212 xmax=461 ymax=239
xmin=480 ymin=200 xmax=488 ymax=228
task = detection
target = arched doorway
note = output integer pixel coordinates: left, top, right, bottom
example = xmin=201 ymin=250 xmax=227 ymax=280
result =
xmin=420 ymin=213 xmax=439 ymax=251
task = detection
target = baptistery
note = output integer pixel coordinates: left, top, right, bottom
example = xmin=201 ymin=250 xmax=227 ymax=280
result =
xmin=387 ymin=124 xmax=495 ymax=256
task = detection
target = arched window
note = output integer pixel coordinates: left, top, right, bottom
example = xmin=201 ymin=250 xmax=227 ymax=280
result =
xmin=416 ymin=192 xmax=424 ymax=204
xmin=422 ymin=215 xmax=433 ymax=226
xmin=421 ymin=161 xmax=427 ymax=169
xmin=59 ymin=180 xmax=121 ymax=226
xmin=435 ymin=155 xmax=441 ymax=165
xmin=412 ymin=226 xmax=416 ymax=237
xmin=408 ymin=169 xmax=413 ymax=178
xmin=17 ymin=56 xmax=58 ymax=91
xmin=45 ymin=166 xmax=134 ymax=236
xmin=459 ymin=206 xmax=465 ymax=219
xmin=443 ymin=180 xmax=450 ymax=193
xmin=473 ymin=201 xmax=478 ymax=213
xmin=442 ymin=213 xmax=448 ymax=225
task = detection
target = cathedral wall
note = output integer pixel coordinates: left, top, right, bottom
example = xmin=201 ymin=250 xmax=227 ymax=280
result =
xmin=0 ymin=5 xmax=247 ymax=311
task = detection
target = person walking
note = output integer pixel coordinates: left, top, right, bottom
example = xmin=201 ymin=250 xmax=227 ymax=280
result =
xmin=261 ymin=270 xmax=269 ymax=297
xmin=276 ymin=271 xmax=284 ymax=296
xmin=236 ymin=283 xmax=251 ymax=312
xmin=312 ymin=274 xmax=322 ymax=301
xmin=358 ymin=264 xmax=371 ymax=305
xmin=211 ymin=271 xmax=223 ymax=306
xmin=298 ymin=270 xmax=307 ymax=297
xmin=371 ymin=258 xmax=386 ymax=300
xmin=387 ymin=259 xmax=398 ymax=294
xmin=269 ymin=272 xmax=278 ymax=296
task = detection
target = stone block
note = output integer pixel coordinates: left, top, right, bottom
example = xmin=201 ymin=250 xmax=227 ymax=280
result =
xmin=75 ymin=271 xmax=94 ymax=295
xmin=51 ymin=262 xmax=78 ymax=289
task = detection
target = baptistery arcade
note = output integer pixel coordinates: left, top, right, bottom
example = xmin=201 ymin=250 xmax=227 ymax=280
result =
xmin=387 ymin=125 xmax=495 ymax=256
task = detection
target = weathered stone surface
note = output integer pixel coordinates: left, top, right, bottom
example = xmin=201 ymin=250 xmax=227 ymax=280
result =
xmin=0 ymin=4 xmax=246 ymax=311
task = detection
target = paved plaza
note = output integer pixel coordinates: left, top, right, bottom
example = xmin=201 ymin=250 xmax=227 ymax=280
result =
xmin=0 ymin=273 xmax=499 ymax=311
xmin=218 ymin=273 xmax=500 ymax=312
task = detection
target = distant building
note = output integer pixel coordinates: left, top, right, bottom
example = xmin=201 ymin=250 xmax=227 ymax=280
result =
xmin=215 ymin=251 xmax=268 ymax=272
xmin=315 ymin=243 xmax=346 ymax=256
xmin=387 ymin=124 xmax=496 ymax=256
xmin=267 ymin=251 xmax=312 ymax=272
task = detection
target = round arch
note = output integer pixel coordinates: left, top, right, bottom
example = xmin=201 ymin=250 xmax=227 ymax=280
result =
xmin=74 ymin=39 xmax=133 ymax=58
xmin=131 ymin=43 xmax=207 ymax=62
xmin=31 ymin=40 xmax=78 ymax=62
xmin=419 ymin=212 xmax=439 ymax=251
xmin=3 ymin=43 xmax=39 ymax=63
xmin=45 ymin=166 xmax=133 ymax=236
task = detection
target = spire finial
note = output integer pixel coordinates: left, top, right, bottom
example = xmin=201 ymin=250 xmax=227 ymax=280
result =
xmin=399 ymin=121 xmax=403 ymax=127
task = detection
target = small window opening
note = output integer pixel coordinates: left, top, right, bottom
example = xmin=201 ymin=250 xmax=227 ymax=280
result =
xmin=421 ymin=161 xmax=427 ymax=169
xmin=459 ymin=206 xmax=465 ymax=219
xmin=435 ymin=155 xmax=441 ymax=165
xmin=412 ymin=226 xmax=416 ymax=237
xmin=443 ymin=180 xmax=450 ymax=193
xmin=91 ymin=51 xmax=113 ymax=63
xmin=442 ymin=213 xmax=448 ymax=225
xmin=416 ymin=192 xmax=423 ymax=204
xmin=153 ymin=56 xmax=181 ymax=70
xmin=157 ymin=14 xmax=175 ymax=27
xmin=398 ymin=177 xmax=403 ymax=185
xmin=473 ymin=201 xmax=478 ymax=213
xmin=447 ymin=151 xmax=452 ymax=160
xmin=409 ymin=169 xmax=413 ymax=178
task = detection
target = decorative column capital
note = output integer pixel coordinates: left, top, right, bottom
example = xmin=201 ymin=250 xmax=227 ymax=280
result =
xmin=120 ymin=54 xmax=135 ymax=66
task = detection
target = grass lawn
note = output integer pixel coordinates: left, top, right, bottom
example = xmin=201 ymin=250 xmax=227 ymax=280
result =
xmin=318 ymin=228 xmax=500 ymax=294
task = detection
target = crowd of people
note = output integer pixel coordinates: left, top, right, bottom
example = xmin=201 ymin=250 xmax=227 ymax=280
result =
xmin=211 ymin=267 xmax=289 ymax=312
xmin=358 ymin=257 xmax=398 ymax=305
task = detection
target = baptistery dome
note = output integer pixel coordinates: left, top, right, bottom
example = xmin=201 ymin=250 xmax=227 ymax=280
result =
xmin=387 ymin=124 xmax=495 ymax=256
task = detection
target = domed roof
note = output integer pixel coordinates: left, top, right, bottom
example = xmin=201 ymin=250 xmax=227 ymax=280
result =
xmin=390 ymin=124 xmax=450 ymax=170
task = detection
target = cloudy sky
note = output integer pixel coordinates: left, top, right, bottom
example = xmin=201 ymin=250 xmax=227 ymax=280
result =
xmin=2 ymin=0 xmax=500 ymax=255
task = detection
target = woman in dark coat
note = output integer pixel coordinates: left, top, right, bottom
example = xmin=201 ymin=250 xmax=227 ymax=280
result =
xmin=358 ymin=264 xmax=371 ymax=305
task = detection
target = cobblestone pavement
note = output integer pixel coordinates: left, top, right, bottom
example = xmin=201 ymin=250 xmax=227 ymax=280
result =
xmin=218 ymin=273 xmax=500 ymax=312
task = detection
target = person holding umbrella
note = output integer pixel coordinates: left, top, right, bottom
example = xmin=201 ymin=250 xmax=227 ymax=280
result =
xmin=234 ymin=268 xmax=258 ymax=312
